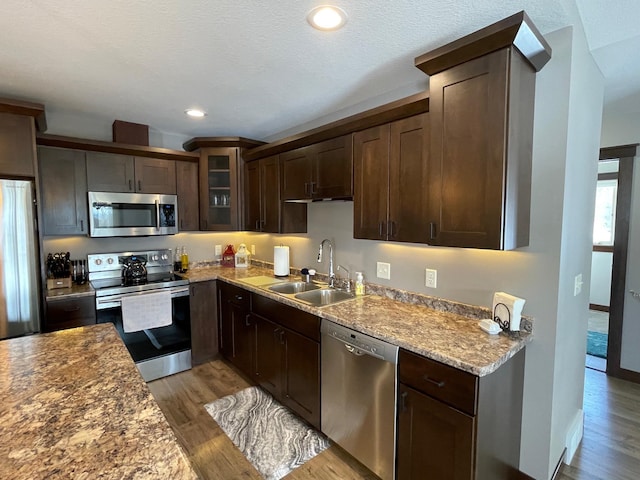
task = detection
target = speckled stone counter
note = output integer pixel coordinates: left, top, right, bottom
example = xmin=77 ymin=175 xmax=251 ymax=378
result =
xmin=181 ymin=265 xmax=531 ymax=376
xmin=45 ymin=282 xmax=94 ymax=300
xmin=0 ymin=324 xmax=197 ymax=480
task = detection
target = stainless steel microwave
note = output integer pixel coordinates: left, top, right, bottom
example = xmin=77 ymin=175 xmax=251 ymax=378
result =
xmin=88 ymin=191 xmax=178 ymax=237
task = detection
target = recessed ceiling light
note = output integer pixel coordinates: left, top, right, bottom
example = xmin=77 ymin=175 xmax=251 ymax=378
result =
xmin=185 ymin=108 xmax=207 ymax=118
xmin=307 ymin=5 xmax=347 ymax=31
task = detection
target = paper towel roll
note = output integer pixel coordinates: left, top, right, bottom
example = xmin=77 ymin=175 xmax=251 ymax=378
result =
xmin=274 ymin=246 xmax=290 ymax=277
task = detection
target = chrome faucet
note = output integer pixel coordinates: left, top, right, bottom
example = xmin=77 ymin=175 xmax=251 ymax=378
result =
xmin=317 ymin=239 xmax=335 ymax=287
xmin=337 ymin=264 xmax=351 ymax=293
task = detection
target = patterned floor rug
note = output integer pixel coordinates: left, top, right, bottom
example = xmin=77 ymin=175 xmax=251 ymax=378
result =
xmin=587 ymin=330 xmax=608 ymax=359
xmin=204 ymin=386 xmax=330 ymax=480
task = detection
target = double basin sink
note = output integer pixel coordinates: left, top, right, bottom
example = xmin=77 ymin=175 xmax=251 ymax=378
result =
xmin=267 ymin=281 xmax=356 ymax=307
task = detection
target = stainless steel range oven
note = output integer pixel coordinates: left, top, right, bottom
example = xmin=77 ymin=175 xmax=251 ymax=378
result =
xmin=88 ymin=249 xmax=191 ymax=382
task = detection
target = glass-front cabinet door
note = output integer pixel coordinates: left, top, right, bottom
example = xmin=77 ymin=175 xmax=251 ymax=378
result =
xmin=199 ymin=147 xmax=239 ymax=230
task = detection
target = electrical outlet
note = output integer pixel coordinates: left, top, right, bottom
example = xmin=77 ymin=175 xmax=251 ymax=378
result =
xmin=251 ymin=244 xmax=256 ymax=255
xmin=425 ymin=268 xmax=437 ymax=288
xmin=214 ymin=244 xmax=222 ymax=256
xmin=376 ymin=262 xmax=391 ymax=280
xmin=574 ymin=273 xmax=583 ymax=296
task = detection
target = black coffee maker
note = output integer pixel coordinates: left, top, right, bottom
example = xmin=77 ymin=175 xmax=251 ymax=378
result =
xmin=122 ymin=256 xmax=148 ymax=285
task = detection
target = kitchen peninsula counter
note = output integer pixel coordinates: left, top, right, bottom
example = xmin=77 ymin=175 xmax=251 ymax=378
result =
xmin=0 ymin=324 xmax=197 ymax=480
xmin=182 ymin=265 xmax=531 ymax=376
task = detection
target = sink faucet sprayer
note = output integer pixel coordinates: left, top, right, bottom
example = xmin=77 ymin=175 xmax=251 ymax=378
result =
xmin=317 ymin=239 xmax=335 ymax=288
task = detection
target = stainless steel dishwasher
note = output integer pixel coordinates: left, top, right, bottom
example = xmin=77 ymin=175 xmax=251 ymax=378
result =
xmin=321 ymin=319 xmax=399 ymax=480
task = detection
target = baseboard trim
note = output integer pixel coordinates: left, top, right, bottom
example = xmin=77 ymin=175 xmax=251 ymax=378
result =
xmin=565 ymin=409 xmax=584 ymax=464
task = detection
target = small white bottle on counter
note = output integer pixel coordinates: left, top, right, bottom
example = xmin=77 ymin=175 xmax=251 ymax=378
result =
xmin=355 ymin=272 xmax=365 ymax=296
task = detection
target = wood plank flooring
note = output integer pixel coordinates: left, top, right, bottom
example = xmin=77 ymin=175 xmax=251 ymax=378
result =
xmin=148 ymin=359 xmax=640 ymax=480
xmin=147 ymin=359 xmax=377 ymax=480
xmin=557 ymin=368 xmax=640 ymax=480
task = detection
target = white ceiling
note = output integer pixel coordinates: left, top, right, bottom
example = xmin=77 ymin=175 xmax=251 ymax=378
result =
xmin=1 ymin=1 xmax=638 ymax=144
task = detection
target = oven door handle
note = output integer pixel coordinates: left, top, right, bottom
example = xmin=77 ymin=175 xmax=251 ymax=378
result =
xmin=155 ymin=199 xmax=160 ymax=231
xmin=96 ymin=286 xmax=190 ymax=307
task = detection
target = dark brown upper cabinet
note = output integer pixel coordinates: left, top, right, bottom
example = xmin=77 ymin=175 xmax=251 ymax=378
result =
xmin=176 ymin=161 xmax=199 ymax=231
xmin=416 ymin=11 xmax=551 ymax=250
xmin=86 ymin=152 xmax=176 ymax=194
xmin=38 ymin=146 xmax=88 ymax=236
xmin=0 ymin=112 xmax=36 ymax=178
xmin=245 ymin=156 xmax=306 ymax=233
xmin=182 ymin=137 xmax=266 ymax=231
xmin=354 ymin=113 xmax=430 ymax=243
xmin=280 ymin=135 xmax=353 ymax=201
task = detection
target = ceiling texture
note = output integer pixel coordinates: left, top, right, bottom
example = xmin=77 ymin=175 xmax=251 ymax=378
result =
xmin=1 ymin=1 xmax=638 ymax=143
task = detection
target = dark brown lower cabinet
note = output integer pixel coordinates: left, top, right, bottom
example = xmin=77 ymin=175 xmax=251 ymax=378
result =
xmin=397 ymin=348 xmax=526 ymax=480
xmin=217 ymin=282 xmax=321 ymax=429
xmin=397 ymin=383 xmax=475 ymax=480
xmin=44 ymin=295 xmax=96 ymax=332
xmin=217 ymin=282 xmax=253 ymax=375
xmin=189 ymin=280 xmax=218 ymax=365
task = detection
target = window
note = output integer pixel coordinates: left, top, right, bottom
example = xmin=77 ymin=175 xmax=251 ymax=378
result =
xmin=593 ymin=178 xmax=617 ymax=245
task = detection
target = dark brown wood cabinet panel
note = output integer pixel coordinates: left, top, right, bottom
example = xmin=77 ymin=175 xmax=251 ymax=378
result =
xmin=217 ymin=282 xmax=252 ymax=376
xmin=428 ymin=48 xmax=534 ymax=249
xmin=280 ymin=147 xmax=312 ymax=200
xmin=389 ymin=114 xmax=430 ymax=243
xmin=38 ymin=147 xmax=88 ymax=235
xmin=251 ymin=293 xmax=321 ymax=341
xmin=44 ymin=296 xmax=96 ymax=332
xmin=260 ymin=156 xmax=281 ymax=232
xmin=0 ymin=113 xmax=36 ymax=178
xmin=397 ymin=383 xmax=475 ymax=480
xmin=199 ymin=147 xmax=240 ymax=231
xmin=313 ymin=135 xmax=353 ymax=198
xmin=190 ymin=280 xmax=218 ymax=366
xmin=353 ymin=124 xmax=390 ymax=240
xmin=176 ymin=161 xmax=199 ymax=231
xmin=134 ymin=157 xmax=176 ymax=194
xmin=281 ymin=327 xmax=320 ymax=428
xmin=86 ymin=151 xmax=135 ymax=192
xmin=399 ymin=348 xmax=478 ymax=416
xmin=244 ymin=160 xmax=261 ymax=232
xmin=253 ymin=313 xmax=282 ymax=396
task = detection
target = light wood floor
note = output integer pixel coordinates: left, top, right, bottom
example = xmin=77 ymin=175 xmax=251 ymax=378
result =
xmin=148 ymin=359 xmax=640 ymax=480
xmin=147 ymin=359 xmax=377 ymax=480
xmin=556 ymin=368 xmax=640 ymax=480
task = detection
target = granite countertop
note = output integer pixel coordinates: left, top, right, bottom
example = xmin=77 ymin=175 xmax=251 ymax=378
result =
xmin=0 ymin=324 xmax=197 ymax=480
xmin=181 ymin=265 xmax=531 ymax=376
xmin=45 ymin=282 xmax=94 ymax=300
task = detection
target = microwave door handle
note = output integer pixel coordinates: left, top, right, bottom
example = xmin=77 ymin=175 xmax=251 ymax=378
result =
xmin=155 ymin=199 xmax=160 ymax=231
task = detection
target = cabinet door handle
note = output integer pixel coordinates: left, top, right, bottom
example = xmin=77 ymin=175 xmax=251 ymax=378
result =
xmin=399 ymin=391 xmax=408 ymax=412
xmin=389 ymin=220 xmax=395 ymax=238
xmin=429 ymin=222 xmax=437 ymax=240
xmin=128 ymin=179 xmax=133 ymax=191
xmin=279 ymin=330 xmax=286 ymax=345
xmin=422 ymin=375 xmax=445 ymax=388
xmin=309 ymin=181 xmax=316 ymax=195
xmin=255 ymin=220 xmax=260 ymax=231
xmin=304 ymin=182 xmax=309 ymax=195
xmin=138 ymin=180 xmax=142 ymax=191
xmin=80 ymin=220 xmax=84 ymax=232
xmin=245 ymin=314 xmax=251 ymax=327
xmin=234 ymin=295 xmax=243 ymax=301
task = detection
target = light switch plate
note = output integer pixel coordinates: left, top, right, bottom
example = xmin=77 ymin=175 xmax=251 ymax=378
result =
xmin=574 ymin=273 xmax=583 ymax=296
xmin=215 ymin=244 xmax=222 ymax=256
xmin=251 ymin=244 xmax=256 ymax=255
xmin=376 ymin=262 xmax=391 ymax=280
xmin=425 ymin=268 xmax=437 ymax=288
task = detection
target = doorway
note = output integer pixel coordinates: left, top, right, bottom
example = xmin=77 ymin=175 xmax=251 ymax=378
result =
xmin=594 ymin=144 xmax=639 ymax=382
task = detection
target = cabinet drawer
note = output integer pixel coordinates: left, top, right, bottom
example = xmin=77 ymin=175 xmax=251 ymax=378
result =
xmin=45 ymin=296 xmax=96 ymax=331
xmin=399 ymin=349 xmax=478 ymax=416
xmin=218 ymin=281 xmax=251 ymax=308
xmin=251 ymin=293 xmax=320 ymax=342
